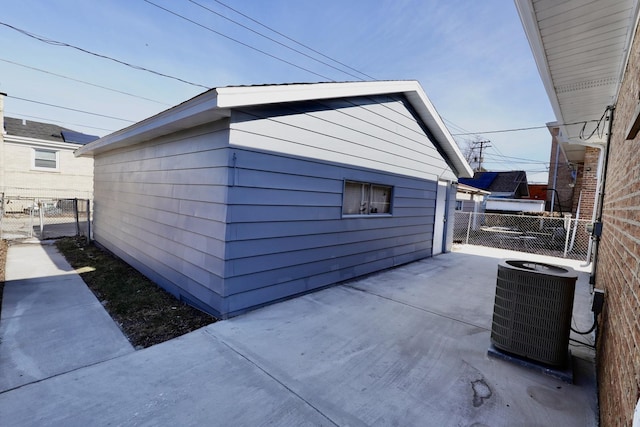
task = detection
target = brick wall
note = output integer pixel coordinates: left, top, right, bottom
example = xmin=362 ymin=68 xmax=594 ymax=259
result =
xmin=578 ymin=147 xmax=600 ymax=219
xmin=595 ymin=21 xmax=640 ymax=426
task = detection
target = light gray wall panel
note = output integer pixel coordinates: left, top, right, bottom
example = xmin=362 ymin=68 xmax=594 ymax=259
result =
xmin=229 ymin=95 xmax=455 ymax=181
xmin=93 ymin=123 xmax=230 ymax=315
xmin=226 ymin=215 xmax=431 ymax=240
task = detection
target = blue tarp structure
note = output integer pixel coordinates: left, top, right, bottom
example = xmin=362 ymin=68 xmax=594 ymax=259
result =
xmin=459 ymin=172 xmax=498 ymax=190
xmin=61 ymin=131 xmax=99 ymax=145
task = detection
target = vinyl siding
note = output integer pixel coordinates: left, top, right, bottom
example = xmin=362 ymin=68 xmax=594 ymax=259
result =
xmin=229 ymin=95 xmax=456 ymax=182
xmin=90 ymin=95 xmax=456 ymax=317
xmin=92 ymin=121 xmax=230 ymax=309
xmin=222 ymin=147 xmax=436 ymax=316
xmin=2 ymin=140 xmax=93 ymax=198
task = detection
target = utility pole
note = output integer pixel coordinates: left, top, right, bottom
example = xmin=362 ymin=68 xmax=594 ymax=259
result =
xmin=471 ymin=140 xmax=491 ymax=172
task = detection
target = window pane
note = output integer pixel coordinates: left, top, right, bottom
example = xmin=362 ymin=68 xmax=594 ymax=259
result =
xmin=370 ymin=185 xmax=391 ymax=214
xmin=343 ymin=181 xmax=368 ymax=215
xmin=35 ymin=150 xmax=57 ymax=169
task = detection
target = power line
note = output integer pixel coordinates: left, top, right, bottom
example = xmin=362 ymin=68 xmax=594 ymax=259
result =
xmin=0 ymin=57 xmax=171 ymax=106
xmin=143 ymin=0 xmax=334 ymax=81
xmin=185 ymin=0 xmax=366 ymax=81
xmin=483 ymin=153 xmax=549 ymax=164
xmin=210 ymin=0 xmax=375 ymax=80
xmin=450 ymin=120 xmax=600 ymax=136
xmin=0 ymin=21 xmax=210 ymax=89
xmin=9 ymin=95 xmax=136 ymax=123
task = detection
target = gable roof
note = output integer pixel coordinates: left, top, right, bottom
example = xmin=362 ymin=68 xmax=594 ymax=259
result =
xmin=3 ymin=117 xmax=99 ymax=145
xmin=75 ymin=81 xmax=473 ymax=178
xmin=459 ymin=171 xmax=529 ymax=197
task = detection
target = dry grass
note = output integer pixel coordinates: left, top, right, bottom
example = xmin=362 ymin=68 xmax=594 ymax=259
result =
xmin=56 ymin=237 xmax=216 ymax=348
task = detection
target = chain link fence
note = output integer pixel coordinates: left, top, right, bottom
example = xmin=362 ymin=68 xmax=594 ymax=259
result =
xmin=453 ymin=211 xmax=593 ymax=261
xmin=0 ymin=194 xmax=91 ymax=241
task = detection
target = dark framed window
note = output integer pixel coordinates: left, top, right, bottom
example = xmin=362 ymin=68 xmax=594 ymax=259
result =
xmin=342 ymin=180 xmax=392 ymax=215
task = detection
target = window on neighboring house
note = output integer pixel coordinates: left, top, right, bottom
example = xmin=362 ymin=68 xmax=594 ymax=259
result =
xmin=455 ymin=200 xmax=463 ymax=211
xmin=33 ymin=149 xmax=58 ymax=170
xmin=342 ymin=180 xmax=392 ymax=215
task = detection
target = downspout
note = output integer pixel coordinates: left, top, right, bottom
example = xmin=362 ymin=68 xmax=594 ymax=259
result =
xmin=550 ymin=140 xmax=560 ymax=212
xmin=589 ymin=105 xmax=615 ymax=286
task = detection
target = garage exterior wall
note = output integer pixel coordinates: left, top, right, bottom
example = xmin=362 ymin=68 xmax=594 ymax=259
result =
xmin=595 ymin=20 xmax=640 ymax=426
xmin=222 ymin=147 xmax=438 ymax=316
xmin=90 ymin=95 xmax=456 ymax=318
xmin=92 ymin=121 xmax=231 ymax=312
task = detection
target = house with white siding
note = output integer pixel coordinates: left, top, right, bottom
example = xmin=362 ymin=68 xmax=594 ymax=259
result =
xmin=76 ymin=81 xmax=473 ymax=318
xmin=0 ymin=93 xmax=97 ymax=208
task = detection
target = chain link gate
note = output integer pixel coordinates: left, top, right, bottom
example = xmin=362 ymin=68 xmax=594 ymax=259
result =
xmin=0 ymin=194 xmax=91 ymax=241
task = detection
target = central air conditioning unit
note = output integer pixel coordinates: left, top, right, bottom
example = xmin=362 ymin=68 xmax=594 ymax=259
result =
xmin=491 ymin=259 xmax=577 ymax=367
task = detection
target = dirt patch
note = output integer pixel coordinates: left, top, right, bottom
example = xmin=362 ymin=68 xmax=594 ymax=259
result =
xmin=56 ymin=237 xmax=216 ymax=348
xmin=0 ymin=239 xmax=7 ymax=310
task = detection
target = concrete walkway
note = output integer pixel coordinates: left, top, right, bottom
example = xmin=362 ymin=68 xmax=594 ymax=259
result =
xmin=0 ymin=243 xmax=598 ymax=426
xmin=0 ymin=241 xmax=133 ymax=391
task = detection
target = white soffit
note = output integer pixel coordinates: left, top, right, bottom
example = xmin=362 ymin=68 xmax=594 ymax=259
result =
xmin=516 ymin=0 xmax=640 ymax=147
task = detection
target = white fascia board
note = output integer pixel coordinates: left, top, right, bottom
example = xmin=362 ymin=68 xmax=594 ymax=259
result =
xmin=514 ymin=0 xmax=566 ymax=128
xmin=5 ymin=135 xmax=83 ymax=151
xmin=403 ymin=87 xmax=473 ymax=178
xmin=216 ymin=81 xmax=416 ymax=107
xmin=76 ymin=89 xmax=228 ymax=157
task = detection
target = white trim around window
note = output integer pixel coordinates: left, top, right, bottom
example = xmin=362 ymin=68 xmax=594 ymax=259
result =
xmin=32 ymin=148 xmax=59 ymax=171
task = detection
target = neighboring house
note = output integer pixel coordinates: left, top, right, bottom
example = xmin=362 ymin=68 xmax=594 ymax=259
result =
xmin=517 ymin=0 xmax=640 ymax=425
xmin=76 ymin=81 xmax=473 ymax=318
xmin=0 ymin=93 xmax=97 ymax=211
xmin=459 ymin=170 xmax=529 ymax=198
xmin=455 ymin=183 xmax=490 ymax=213
xmin=458 ymin=171 xmax=543 ymax=212
xmin=455 ymin=183 xmax=490 ymax=236
xmin=525 ymin=184 xmax=547 ymax=201
xmin=546 ymin=124 xmax=599 ymax=218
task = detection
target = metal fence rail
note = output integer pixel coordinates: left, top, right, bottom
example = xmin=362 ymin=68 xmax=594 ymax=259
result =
xmin=0 ymin=195 xmax=91 ymax=240
xmin=453 ymin=211 xmax=592 ymax=261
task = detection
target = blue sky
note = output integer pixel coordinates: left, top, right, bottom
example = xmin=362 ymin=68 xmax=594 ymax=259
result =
xmin=0 ymin=0 xmax=554 ymax=182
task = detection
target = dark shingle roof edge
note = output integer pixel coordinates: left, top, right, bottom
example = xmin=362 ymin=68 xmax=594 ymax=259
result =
xmin=3 ymin=117 xmax=98 ymax=145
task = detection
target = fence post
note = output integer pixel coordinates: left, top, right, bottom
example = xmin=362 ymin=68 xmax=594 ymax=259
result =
xmin=74 ymin=198 xmax=80 ymax=236
xmin=86 ymin=199 xmax=91 ymax=243
xmin=465 ymin=212 xmax=472 ymax=244
xmin=563 ymin=215 xmax=572 ymax=258
xmin=38 ymin=200 xmax=44 ymax=238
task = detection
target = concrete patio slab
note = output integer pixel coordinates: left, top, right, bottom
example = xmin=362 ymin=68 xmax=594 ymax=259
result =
xmin=0 ymin=244 xmax=598 ymax=426
xmin=0 ymin=329 xmax=331 ymax=426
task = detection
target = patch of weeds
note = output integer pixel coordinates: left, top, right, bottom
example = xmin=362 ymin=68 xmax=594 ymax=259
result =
xmin=56 ymin=237 xmax=216 ymax=348
xmin=0 ymin=239 xmax=7 ymax=313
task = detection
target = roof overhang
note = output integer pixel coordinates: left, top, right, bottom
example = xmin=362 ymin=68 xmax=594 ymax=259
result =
xmin=457 ymin=183 xmax=491 ymax=196
xmin=75 ymin=81 xmax=473 ymax=178
xmin=4 ymin=134 xmax=84 ymax=150
xmin=516 ymin=0 xmax=640 ymax=163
